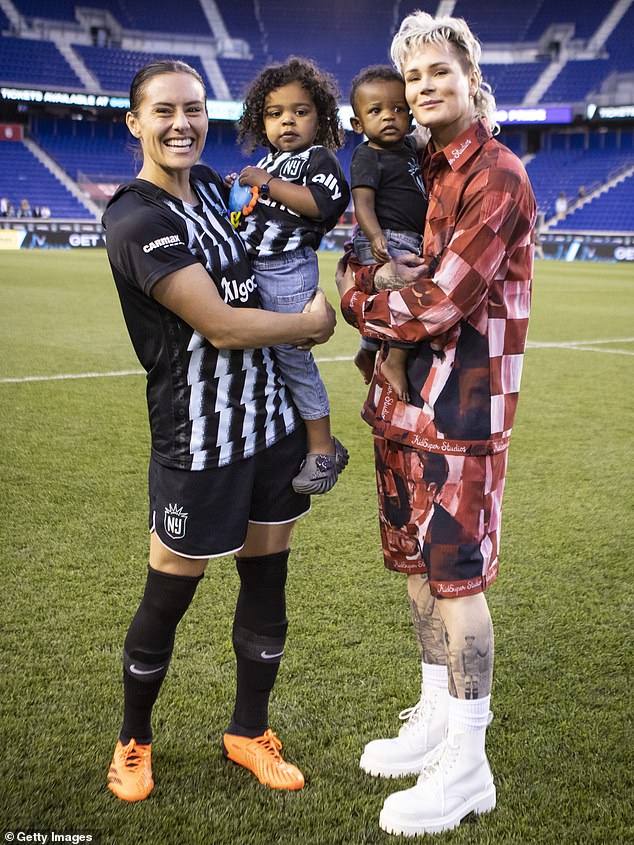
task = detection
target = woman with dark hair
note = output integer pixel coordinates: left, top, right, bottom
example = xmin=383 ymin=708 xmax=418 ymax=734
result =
xmin=337 ymin=11 xmax=536 ymax=837
xmin=103 ymin=60 xmax=336 ymax=801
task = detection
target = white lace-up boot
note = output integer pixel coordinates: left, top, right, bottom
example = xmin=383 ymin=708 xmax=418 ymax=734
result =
xmin=378 ymin=701 xmax=495 ymax=836
xmin=359 ymin=684 xmax=450 ymax=777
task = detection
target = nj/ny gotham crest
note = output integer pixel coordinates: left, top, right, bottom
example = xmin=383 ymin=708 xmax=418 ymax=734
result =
xmin=164 ymin=503 xmax=188 ymax=539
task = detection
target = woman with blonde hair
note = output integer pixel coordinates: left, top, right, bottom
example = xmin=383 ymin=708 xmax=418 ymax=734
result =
xmin=337 ymin=10 xmax=535 ymax=836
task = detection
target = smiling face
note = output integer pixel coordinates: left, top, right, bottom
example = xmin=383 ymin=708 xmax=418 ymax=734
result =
xmin=402 ymin=41 xmax=478 ymax=150
xmin=126 ymin=72 xmax=208 ymax=186
xmin=350 ymin=78 xmax=412 ymax=150
xmin=262 ymin=81 xmax=319 ymax=153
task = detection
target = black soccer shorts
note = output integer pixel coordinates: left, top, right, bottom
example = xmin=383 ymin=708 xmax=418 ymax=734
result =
xmin=149 ymin=426 xmax=310 ymax=558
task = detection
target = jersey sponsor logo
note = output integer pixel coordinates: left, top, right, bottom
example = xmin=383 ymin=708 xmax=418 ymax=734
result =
xmin=164 ymin=503 xmax=188 ymax=539
xmin=221 ymin=273 xmax=257 ymax=304
xmin=142 ymin=234 xmax=184 ymax=253
xmin=311 ymin=172 xmax=343 ymax=200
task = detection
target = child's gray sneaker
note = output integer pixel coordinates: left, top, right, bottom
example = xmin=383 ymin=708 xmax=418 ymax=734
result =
xmin=292 ymin=437 xmax=349 ymax=495
xmin=333 ymin=437 xmax=349 ymax=473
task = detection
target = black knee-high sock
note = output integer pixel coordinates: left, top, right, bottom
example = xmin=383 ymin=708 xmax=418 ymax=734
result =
xmin=229 ymin=550 xmax=289 ymax=737
xmin=120 ymin=565 xmax=202 ymax=744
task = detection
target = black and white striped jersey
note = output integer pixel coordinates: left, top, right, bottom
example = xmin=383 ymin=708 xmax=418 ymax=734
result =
xmin=239 ymin=145 xmax=350 ymax=258
xmin=103 ymin=165 xmax=299 ymax=471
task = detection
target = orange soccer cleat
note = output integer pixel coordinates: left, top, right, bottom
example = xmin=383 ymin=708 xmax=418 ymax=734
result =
xmin=107 ymin=738 xmax=154 ymax=802
xmin=222 ymin=728 xmax=305 ymax=790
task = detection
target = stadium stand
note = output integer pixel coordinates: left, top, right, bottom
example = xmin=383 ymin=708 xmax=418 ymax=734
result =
xmin=482 ymin=62 xmax=549 ymax=105
xmin=0 ymin=140 xmax=93 ymax=218
xmin=541 ymin=59 xmax=612 ymax=104
xmin=256 ymin=0 xmax=394 ymax=99
xmin=31 ymin=117 xmax=136 ymax=181
xmin=12 ymin=0 xmax=78 ymax=24
xmin=604 ymin=2 xmax=634 ymax=73
xmin=523 ymin=0 xmax=607 ymax=40
xmin=218 ymin=0 xmax=394 ymax=100
xmin=218 ymin=56 xmax=267 ymax=101
xmin=452 ymin=0 xmax=539 ymax=42
xmin=0 ymin=0 xmax=633 ymax=237
xmin=0 ymin=36 xmax=82 ymax=88
xmin=552 ymin=173 xmax=634 ymax=231
xmin=540 ymin=3 xmax=634 ymax=103
xmin=73 ymin=45 xmax=212 ymax=95
xmin=95 ymin=0 xmax=213 ymax=35
xmin=11 ymin=0 xmax=213 ymax=33
xmin=527 ymin=145 xmax=634 ymax=218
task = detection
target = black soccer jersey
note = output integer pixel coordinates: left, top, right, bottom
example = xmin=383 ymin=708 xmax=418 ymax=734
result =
xmin=350 ymin=135 xmax=427 ymax=234
xmin=103 ymin=165 xmax=299 ymax=471
xmin=239 ymin=145 xmax=350 ymax=258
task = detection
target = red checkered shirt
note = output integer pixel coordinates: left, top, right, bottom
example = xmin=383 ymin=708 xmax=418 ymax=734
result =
xmin=342 ymin=119 xmax=536 ymax=457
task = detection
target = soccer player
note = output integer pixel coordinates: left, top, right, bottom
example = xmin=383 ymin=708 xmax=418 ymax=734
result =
xmin=103 ymin=60 xmax=337 ymax=801
xmin=337 ymin=10 xmax=536 ymax=836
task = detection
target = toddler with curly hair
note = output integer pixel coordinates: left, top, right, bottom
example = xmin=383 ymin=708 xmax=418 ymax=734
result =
xmin=230 ymin=57 xmax=351 ymax=495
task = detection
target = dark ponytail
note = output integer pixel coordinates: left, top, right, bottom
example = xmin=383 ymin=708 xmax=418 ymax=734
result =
xmin=129 ymin=60 xmax=206 ymax=114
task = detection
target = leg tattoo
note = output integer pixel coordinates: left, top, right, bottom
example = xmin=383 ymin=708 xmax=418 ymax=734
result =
xmin=407 ymin=574 xmax=447 ymax=666
xmin=436 ymin=593 xmax=494 ymax=699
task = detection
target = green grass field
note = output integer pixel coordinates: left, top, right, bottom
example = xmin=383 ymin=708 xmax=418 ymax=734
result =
xmin=1 ymin=251 xmax=633 ymax=845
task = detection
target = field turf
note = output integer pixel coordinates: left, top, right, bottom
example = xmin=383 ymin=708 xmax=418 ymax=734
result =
xmin=1 ymin=251 xmax=633 ymax=844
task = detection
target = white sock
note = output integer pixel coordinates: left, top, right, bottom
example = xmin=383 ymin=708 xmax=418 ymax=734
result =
xmin=447 ymin=694 xmax=491 ymax=735
xmin=421 ymin=662 xmax=448 ymax=693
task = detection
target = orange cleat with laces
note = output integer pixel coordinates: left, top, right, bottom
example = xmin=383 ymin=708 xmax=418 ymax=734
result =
xmin=107 ymin=738 xmax=154 ymax=802
xmin=222 ymin=728 xmax=305 ymax=790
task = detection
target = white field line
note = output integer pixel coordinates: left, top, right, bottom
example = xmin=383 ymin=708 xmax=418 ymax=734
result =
xmin=1 ymin=340 xmax=632 ymax=384
xmin=526 ymin=337 xmax=634 ymax=356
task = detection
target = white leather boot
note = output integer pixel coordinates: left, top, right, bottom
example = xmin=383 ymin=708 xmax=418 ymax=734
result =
xmin=359 ymin=685 xmax=449 ymax=777
xmin=378 ymin=725 xmax=495 ymax=836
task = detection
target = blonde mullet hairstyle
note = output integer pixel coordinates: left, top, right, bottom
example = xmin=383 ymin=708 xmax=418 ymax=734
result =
xmin=390 ymin=10 xmax=499 ymax=134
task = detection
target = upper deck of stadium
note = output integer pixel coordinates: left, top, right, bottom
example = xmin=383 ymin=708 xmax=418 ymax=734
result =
xmin=1 ymin=0 xmax=633 ymax=235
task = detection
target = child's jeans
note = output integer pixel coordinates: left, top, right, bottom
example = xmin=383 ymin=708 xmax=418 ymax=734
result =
xmin=352 ymin=229 xmax=423 ymax=352
xmin=352 ymin=228 xmax=423 ymax=266
xmin=253 ymin=246 xmax=330 ymax=420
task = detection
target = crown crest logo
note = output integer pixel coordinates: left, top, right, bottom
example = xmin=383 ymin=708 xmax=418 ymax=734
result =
xmin=164 ymin=503 xmax=189 ymax=540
